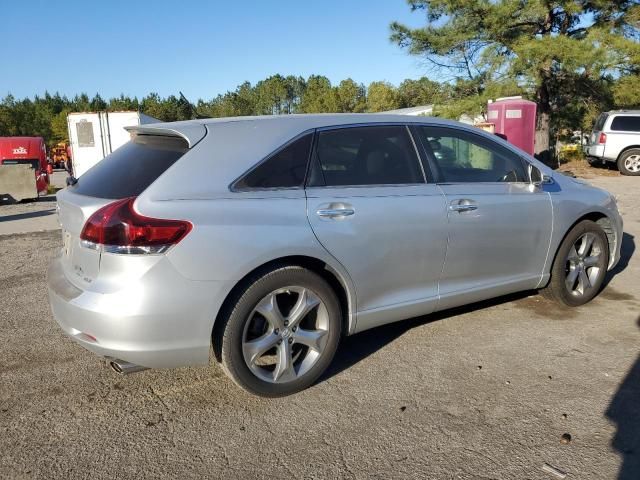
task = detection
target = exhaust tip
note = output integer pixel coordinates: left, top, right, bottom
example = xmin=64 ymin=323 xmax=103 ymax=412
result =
xmin=109 ymin=359 xmax=148 ymax=375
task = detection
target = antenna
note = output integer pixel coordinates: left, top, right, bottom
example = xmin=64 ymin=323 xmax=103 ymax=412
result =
xmin=179 ymin=91 xmax=209 ymax=120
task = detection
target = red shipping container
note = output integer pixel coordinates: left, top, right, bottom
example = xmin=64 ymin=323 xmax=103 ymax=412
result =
xmin=487 ymin=98 xmax=537 ymax=155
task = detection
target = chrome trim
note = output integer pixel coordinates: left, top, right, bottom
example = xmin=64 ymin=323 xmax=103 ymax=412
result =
xmin=316 ymin=208 xmax=355 ymax=218
xmin=108 ymin=358 xmax=149 ymax=375
xmin=102 ymin=244 xmax=171 ymax=255
xmin=449 ymin=204 xmax=478 ymax=212
xmin=80 ymin=240 xmax=171 ymax=255
xmin=80 ymin=239 xmax=100 ymax=250
xmin=405 ymin=125 xmax=429 ymax=183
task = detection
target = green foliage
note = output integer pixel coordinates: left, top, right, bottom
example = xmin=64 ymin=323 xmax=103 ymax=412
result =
xmin=397 ymin=77 xmax=444 ymax=108
xmin=1 ymin=65 xmax=634 ymax=149
xmin=366 ymin=81 xmax=401 ymax=112
xmin=299 ymin=75 xmax=339 ymax=113
xmin=336 ymin=79 xmax=367 ymax=113
xmin=613 ymin=75 xmax=640 ymax=108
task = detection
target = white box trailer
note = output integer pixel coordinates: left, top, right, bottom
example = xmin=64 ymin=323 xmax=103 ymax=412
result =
xmin=67 ymin=111 xmax=159 ymax=177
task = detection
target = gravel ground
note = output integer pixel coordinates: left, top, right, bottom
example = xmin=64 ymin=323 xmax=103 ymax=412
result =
xmin=0 ymin=174 xmax=638 ymax=479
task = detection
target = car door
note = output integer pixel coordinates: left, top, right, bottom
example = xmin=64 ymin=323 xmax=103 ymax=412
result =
xmin=305 ymin=124 xmax=449 ymax=332
xmin=412 ymin=125 xmax=553 ymax=310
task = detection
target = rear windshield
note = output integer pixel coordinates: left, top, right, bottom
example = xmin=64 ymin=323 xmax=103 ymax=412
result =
xmin=610 ymin=116 xmax=640 ymax=132
xmin=594 ymin=113 xmax=608 ymax=131
xmin=69 ymin=135 xmax=188 ymax=199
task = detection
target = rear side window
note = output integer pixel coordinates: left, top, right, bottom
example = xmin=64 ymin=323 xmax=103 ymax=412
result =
xmin=610 ymin=116 xmax=640 ymax=132
xmin=594 ymin=113 xmax=608 ymax=131
xmin=234 ymin=133 xmax=313 ymax=190
xmin=308 ymin=126 xmax=423 ymax=187
xmin=70 ymin=135 xmax=188 ymax=199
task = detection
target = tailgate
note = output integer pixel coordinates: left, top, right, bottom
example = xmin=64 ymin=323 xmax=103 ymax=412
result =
xmin=56 ymin=188 xmax=112 ymax=289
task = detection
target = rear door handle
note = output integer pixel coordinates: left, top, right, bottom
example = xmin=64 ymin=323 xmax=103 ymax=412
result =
xmin=316 ymin=208 xmax=355 ymax=219
xmin=316 ymin=202 xmax=355 ymax=219
xmin=449 ymin=199 xmax=478 ymax=213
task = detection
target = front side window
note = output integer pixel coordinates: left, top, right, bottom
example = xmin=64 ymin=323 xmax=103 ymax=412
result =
xmin=234 ymin=133 xmax=312 ymax=190
xmin=308 ymin=125 xmax=423 ymax=187
xmin=416 ymin=126 xmax=526 ymax=183
xmin=610 ymin=116 xmax=640 ymax=132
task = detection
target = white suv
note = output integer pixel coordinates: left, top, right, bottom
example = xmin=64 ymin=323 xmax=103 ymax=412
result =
xmin=585 ymin=110 xmax=640 ymax=175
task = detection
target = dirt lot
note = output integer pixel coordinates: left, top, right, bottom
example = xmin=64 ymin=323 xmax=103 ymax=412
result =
xmin=0 ymin=173 xmax=638 ymax=479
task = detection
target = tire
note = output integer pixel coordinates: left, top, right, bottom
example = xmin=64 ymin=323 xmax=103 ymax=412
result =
xmin=617 ymin=149 xmax=640 ymax=176
xmin=218 ymin=266 xmax=342 ymax=397
xmin=542 ymin=220 xmax=609 ymax=306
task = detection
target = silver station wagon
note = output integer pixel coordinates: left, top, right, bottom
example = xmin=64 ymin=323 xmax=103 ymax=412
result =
xmin=48 ymin=114 xmax=623 ymax=396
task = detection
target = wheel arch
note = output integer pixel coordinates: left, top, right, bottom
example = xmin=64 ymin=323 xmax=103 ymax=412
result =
xmin=211 ymin=255 xmax=355 ymax=363
xmin=616 ymin=146 xmax=640 ymax=162
xmin=545 ymin=211 xmax=616 ymax=285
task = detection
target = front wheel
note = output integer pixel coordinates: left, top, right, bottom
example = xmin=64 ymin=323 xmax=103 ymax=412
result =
xmin=617 ymin=149 xmax=640 ymax=176
xmin=542 ymin=220 xmax=609 ymax=306
xmin=218 ymin=266 xmax=342 ymax=397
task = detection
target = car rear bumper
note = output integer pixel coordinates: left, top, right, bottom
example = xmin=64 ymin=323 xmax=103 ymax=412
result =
xmin=47 ymin=252 xmax=229 ymax=369
xmin=585 ymin=144 xmax=606 ymax=159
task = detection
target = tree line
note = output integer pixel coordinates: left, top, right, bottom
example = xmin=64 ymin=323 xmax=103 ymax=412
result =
xmin=0 ymin=76 xmax=455 ymax=146
xmin=1 ymin=70 xmax=636 ymax=151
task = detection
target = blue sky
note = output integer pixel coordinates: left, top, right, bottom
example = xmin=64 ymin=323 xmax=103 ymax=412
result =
xmin=1 ymin=0 xmax=428 ymax=101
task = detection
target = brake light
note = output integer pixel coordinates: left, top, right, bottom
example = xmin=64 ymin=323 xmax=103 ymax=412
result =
xmin=598 ymin=132 xmax=607 ymax=144
xmin=80 ymin=197 xmax=192 ymax=254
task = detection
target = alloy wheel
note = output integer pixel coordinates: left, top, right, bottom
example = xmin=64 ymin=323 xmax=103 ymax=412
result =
xmin=564 ymin=232 xmax=604 ymax=297
xmin=624 ymin=154 xmax=640 ymax=173
xmin=241 ymin=287 xmax=329 ymax=383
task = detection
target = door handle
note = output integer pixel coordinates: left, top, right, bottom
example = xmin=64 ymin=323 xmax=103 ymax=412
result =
xmin=449 ymin=199 xmax=478 ymax=213
xmin=316 ymin=208 xmax=355 ymax=219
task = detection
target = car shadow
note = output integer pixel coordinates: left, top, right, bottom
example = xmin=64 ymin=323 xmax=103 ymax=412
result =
xmin=604 ymin=232 xmax=636 ymax=289
xmin=320 ymin=290 xmax=533 ymax=383
xmin=0 ymin=209 xmax=56 ymax=223
xmin=606 ymin=315 xmax=640 ymax=480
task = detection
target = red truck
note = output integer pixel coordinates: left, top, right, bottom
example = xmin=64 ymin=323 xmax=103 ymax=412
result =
xmin=0 ymin=136 xmax=51 ymax=200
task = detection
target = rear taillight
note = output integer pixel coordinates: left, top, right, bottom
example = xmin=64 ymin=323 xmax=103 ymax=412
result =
xmin=598 ymin=132 xmax=607 ymax=144
xmin=80 ymin=197 xmax=192 ymax=254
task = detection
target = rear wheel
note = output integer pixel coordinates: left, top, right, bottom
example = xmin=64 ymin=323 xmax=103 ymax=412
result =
xmin=542 ymin=220 xmax=609 ymax=306
xmin=218 ymin=266 xmax=342 ymax=397
xmin=617 ymin=149 xmax=640 ymax=176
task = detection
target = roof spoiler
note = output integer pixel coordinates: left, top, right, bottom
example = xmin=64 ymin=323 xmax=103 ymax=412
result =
xmin=125 ymin=123 xmax=207 ymax=148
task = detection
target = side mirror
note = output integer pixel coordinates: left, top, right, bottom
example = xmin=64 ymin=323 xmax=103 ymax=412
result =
xmin=528 ymin=163 xmax=553 ymax=186
xmin=429 ymin=139 xmax=442 ymax=152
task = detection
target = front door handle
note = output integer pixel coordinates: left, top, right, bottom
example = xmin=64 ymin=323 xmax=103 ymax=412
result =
xmin=316 ymin=207 xmax=355 ymax=219
xmin=449 ymin=199 xmax=478 ymax=213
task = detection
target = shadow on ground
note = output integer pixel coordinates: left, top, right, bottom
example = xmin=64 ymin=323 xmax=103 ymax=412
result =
xmin=323 ymin=231 xmax=636 ymax=383
xmin=0 ymin=209 xmax=56 ymax=223
xmin=606 ymin=315 xmax=640 ymax=480
xmin=322 ymin=290 xmax=533 ymax=382
xmin=604 ymin=232 xmax=636 ymax=288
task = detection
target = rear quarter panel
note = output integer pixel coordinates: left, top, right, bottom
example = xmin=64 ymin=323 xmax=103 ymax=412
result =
xmin=134 ymin=191 xmax=358 ymax=333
